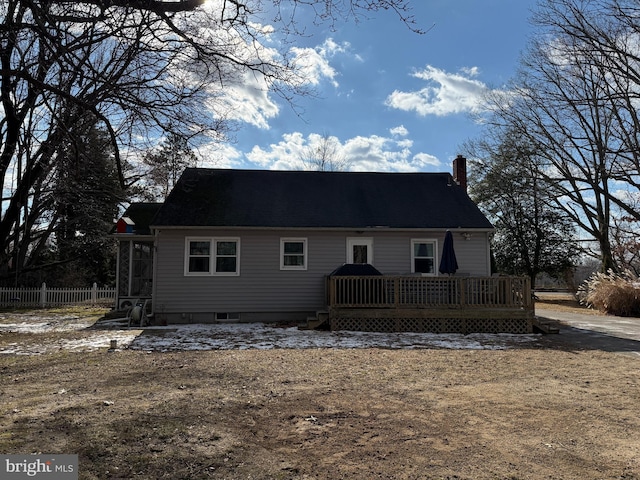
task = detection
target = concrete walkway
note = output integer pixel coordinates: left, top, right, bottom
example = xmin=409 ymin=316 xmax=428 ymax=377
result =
xmin=536 ymin=308 xmax=640 ymax=356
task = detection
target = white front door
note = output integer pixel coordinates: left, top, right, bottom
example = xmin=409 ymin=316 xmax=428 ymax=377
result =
xmin=347 ymin=237 xmax=373 ymax=264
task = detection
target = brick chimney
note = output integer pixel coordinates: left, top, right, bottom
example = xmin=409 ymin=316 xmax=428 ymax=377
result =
xmin=453 ymin=154 xmax=467 ymax=191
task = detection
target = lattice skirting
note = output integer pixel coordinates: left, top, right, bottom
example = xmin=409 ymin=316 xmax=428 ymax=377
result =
xmin=330 ymin=316 xmax=532 ymax=334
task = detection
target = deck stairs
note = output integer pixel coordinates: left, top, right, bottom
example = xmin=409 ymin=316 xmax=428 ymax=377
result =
xmin=299 ymin=311 xmax=330 ymax=330
xmin=532 ymin=317 xmax=560 ymax=334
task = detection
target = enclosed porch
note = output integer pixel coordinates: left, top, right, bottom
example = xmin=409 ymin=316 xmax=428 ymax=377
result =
xmin=326 ymin=275 xmax=535 ymax=334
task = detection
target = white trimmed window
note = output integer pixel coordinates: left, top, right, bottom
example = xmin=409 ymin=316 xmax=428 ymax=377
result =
xmin=186 ymin=238 xmax=211 ymax=275
xmin=185 ymin=237 xmax=240 ymax=276
xmin=411 ymin=239 xmax=437 ymax=274
xmin=214 ymin=239 xmax=239 ymax=275
xmin=281 ymin=238 xmax=307 ymax=270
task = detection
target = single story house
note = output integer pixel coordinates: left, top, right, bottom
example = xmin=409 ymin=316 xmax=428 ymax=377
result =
xmin=113 ymin=157 xmax=534 ymax=332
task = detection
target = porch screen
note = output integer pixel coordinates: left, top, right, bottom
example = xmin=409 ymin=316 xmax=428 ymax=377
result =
xmin=132 ymin=241 xmax=153 ymax=295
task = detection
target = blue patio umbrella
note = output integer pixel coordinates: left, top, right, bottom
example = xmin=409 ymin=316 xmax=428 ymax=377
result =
xmin=439 ymin=230 xmax=459 ymax=275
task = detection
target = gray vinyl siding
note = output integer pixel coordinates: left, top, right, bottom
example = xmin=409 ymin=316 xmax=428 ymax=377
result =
xmin=153 ymin=228 xmax=491 ymax=322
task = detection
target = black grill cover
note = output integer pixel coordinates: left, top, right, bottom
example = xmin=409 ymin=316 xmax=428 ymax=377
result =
xmin=329 ymin=264 xmax=383 ymax=276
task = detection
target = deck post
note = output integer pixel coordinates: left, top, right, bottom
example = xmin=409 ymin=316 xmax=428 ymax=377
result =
xmin=524 ymin=277 xmax=533 ymax=311
xmin=459 ymin=277 xmax=466 ymax=307
xmin=393 ymin=277 xmax=399 ymax=308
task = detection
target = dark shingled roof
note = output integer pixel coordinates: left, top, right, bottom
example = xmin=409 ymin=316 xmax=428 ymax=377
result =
xmin=115 ymin=202 xmax=163 ymax=235
xmin=151 ymin=168 xmax=493 ymax=230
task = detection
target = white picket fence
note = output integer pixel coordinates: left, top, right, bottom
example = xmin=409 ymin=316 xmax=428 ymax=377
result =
xmin=0 ymin=283 xmax=116 ymax=308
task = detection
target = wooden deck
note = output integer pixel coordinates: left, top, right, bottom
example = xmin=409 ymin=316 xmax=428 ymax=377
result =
xmin=326 ymin=275 xmax=534 ymax=333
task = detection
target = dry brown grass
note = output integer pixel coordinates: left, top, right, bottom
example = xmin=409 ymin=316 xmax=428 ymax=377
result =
xmin=1 ymin=302 xmax=640 ymax=479
xmin=534 ymin=291 xmax=605 ymax=315
xmin=1 ymin=349 xmax=639 ymax=479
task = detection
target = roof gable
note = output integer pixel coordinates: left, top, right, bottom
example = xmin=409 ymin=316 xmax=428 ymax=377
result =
xmin=114 ymin=202 xmax=163 ymax=235
xmin=152 ymin=168 xmax=493 ymax=230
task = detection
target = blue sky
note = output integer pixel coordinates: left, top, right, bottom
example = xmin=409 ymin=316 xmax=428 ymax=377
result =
xmin=203 ymin=0 xmax=538 ymax=173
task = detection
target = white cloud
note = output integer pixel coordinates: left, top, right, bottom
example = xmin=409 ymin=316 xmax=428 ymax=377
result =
xmin=390 ymin=125 xmax=409 ymax=137
xmin=206 ymin=36 xmax=351 ymax=129
xmin=291 ymin=38 xmax=352 ymax=88
xmin=412 ymin=152 xmax=441 ymax=168
xmin=188 ymin=3 xmax=351 ymax=130
xmin=343 ymin=135 xmax=411 ymax=172
xmin=322 ymin=38 xmax=350 ymax=56
xmin=612 ymin=184 xmax=640 ymax=206
xmin=460 ymin=66 xmax=480 ymax=77
xmin=246 ymin=132 xmax=308 ymax=170
xmin=197 ymin=142 xmax=245 ymax=169
xmin=208 ymin=73 xmax=280 ymax=130
xmin=245 ymin=131 xmax=441 ymax=172
xmin=385 ymin=65 xmax=489 ymax=116
xmin=291 ymin=46 xmax=339 ymax=87
xmin=176 ymin=4 xmax=285 ymax=130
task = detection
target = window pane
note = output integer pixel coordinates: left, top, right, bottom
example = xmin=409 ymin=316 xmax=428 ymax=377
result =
xmin=217 ymin=241 xmax=236 ymax=255
xmin=284 ymin=255 xmax=304 ymax=266
xmin=216 ymin=257 xmax=237 ymax=272
xmin=189 ymin=257 xmax=210 ymax=272
xmin=353 ymin=245 xmax=368 ymax=264
xmin=414 ymin=243 xmax=433 ymax=257
xmin=284 ymin=242 xmax=304 ymax=254
xmin=414 ymin=258 xmax=434 ymax=274
xmin=190 ymin=241 xmax=210 ymax=256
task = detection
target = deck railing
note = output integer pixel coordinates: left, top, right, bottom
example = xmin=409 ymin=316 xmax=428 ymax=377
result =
xmin=328 ymin=275 xmax=533 ymax=311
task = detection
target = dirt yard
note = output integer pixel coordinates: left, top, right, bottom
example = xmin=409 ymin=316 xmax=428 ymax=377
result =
xmin=1 ymin=300 xmax=640 ymax=480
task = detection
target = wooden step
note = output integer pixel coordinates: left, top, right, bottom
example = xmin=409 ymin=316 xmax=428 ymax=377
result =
xmin=299 ymin=311 xmax=330 ymax=330
xmin=533 ymin=319 xmax=560 ymax=334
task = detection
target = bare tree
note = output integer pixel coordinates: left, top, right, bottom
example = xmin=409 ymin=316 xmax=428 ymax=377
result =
xmin=0 ymin=0 xmax=419 ymax=281
xmin=464 ymin=134 xmax=578 ymax=286
xmin=612 ymin=215 xmax=640 ymax=275
xmin=481 ymin=0 xmax=640 ymax=272
xmin=299 ymin=132 xmax=348 ymax=171
xmin=532 ymin=0 xmax=640 ymax=203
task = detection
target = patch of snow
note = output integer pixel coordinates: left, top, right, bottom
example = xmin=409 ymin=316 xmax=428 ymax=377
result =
xmin=0 ymin=313 xmax=542 ymax=355
xmin=126 ymin=323 xmax=540 ymax=352
xmin=0 ymin=322 xmax=51 ymax=333
xmin=0 ymin=313 xmax=95 ymax=333
xmin=59 ymin=331 xmax=140 ymax=351
xmin=0 ymin=331 xmax=140 ymax=355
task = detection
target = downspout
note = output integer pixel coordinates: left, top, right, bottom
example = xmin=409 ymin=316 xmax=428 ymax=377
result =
xmin=487 ymin=231 xmax=494 ymax=276
xmin=114 ymin=239 xmax=121 ymax=309
xmin=151 ymin=227 xmax=159 ymax=321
